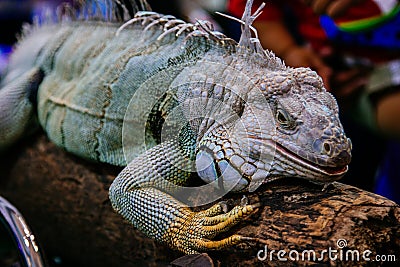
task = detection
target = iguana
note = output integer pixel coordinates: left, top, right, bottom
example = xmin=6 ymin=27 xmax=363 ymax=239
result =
xmin=0 ymin=0 xmax=352 ymax=255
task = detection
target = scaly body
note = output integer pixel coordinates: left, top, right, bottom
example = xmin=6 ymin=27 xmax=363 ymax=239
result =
xmin=0 ymin=0 xmax=351 ymax=254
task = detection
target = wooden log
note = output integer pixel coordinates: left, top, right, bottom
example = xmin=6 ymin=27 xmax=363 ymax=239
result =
xmin=0 ymin=133 xmax=399 ymax=266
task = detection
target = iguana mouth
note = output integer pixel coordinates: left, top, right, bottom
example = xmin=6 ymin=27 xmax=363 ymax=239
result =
xmin=276 ymin=143 xmax=348 ymax=178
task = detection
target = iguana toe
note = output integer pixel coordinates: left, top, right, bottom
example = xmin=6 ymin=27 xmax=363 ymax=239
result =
xmin=164 ymin=201 xmax=259 ymax=254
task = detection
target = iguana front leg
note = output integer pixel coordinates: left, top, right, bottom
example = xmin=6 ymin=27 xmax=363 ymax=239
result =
xmin=109 ymin=139 xmax=258 ymax=254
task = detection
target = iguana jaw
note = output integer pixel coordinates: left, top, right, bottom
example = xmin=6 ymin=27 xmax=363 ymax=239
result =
xmin=275 ymin=142 xmax=348 ymax=179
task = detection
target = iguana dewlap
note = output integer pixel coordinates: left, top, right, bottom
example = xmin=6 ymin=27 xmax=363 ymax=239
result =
xmin=0 ymin=0 xmax=351 ymax=254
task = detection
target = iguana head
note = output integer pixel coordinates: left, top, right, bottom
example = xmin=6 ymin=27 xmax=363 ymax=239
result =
xmin=195 ymin=66 xmax=351 ymax=193
xmin=251 ymin=67 xmax=351 ymax=182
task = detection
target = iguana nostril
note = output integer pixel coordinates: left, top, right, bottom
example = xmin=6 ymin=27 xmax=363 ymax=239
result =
xmin=323 ymin=142 xmax=331 ymax=154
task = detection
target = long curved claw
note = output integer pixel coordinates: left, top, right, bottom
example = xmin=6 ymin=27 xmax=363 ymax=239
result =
xmin=202 ymin=201 xmax=228 ymax=217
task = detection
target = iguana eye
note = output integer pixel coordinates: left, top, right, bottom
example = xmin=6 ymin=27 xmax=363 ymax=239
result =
xmin=276 ymin=109 xmax=288 ymax=124
xmin=275 ymin=108 xmax=296 ymax=130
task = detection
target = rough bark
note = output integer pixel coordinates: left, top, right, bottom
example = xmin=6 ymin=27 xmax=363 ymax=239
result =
xmin=0 ymin=133 xmax=399 ymax=266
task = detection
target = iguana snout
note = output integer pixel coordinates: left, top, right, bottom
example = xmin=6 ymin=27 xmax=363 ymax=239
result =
xmin=316 ymin=135 xmax=352 ymax=167
xmin=261 ymin=68 xmax=352 ymax=182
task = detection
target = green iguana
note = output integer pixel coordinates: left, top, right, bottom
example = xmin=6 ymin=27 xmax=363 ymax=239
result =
xmin=0 ymin=0 xmax=351 ymax=254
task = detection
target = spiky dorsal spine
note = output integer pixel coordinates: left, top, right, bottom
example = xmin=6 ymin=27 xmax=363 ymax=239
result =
xmin=217 ymin=0 xmax=286 ymax=70
xmin=23 ymin=0 xmax=285 ymax=72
